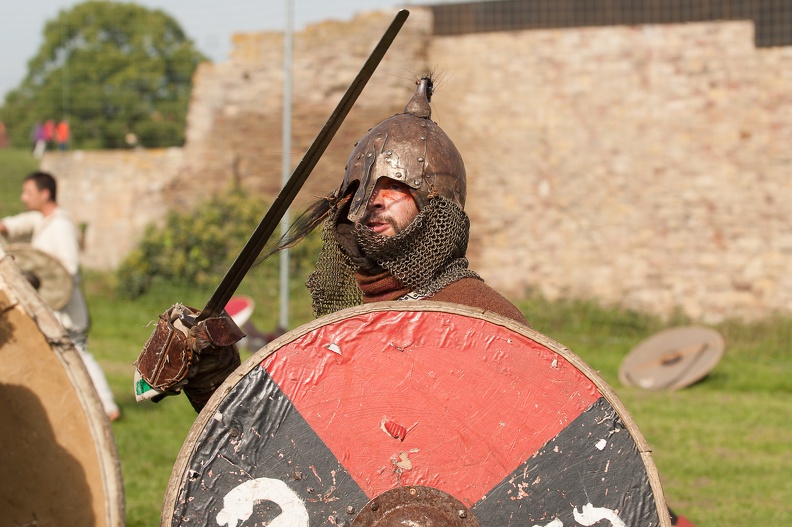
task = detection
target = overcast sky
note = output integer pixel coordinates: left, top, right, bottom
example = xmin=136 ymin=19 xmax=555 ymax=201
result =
xmin=0 ymin=0 xmax=452 ymax=100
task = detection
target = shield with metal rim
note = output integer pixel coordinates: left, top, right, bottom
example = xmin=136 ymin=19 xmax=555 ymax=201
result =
xmin=0 ymin=246 xmax=124 ymax=526
xmin=164 ymin=302 xmax=671 ymax=527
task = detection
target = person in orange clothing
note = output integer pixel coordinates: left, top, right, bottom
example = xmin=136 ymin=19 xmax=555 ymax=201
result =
xmin=56 ymin=120 xmax=70 ymax=150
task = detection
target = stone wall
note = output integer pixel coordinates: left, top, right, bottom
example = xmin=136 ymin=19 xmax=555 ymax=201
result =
xmin=40 ymin=148 xmax=184 ymax=270
xmin=42 ymin=8 xmax=792 ymax=323
xmin=171 ymin=8 xmax=433 ymax=210
xmin=429 ymin=21 xmax=792 ymax=322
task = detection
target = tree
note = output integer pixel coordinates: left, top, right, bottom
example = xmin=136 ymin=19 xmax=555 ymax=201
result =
xmin=0 ymin=1 xmax=206 ymax=149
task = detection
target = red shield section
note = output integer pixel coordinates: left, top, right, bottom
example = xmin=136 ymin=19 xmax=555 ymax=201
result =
xmin=164 ymin=302 xmax=670 ymax=527
xmin=262 ymin=308 xmax=600 ymax=505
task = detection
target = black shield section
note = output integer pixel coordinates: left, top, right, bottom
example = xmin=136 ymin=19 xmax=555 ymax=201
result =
xmin=170 ymin=365 xmax=368 ymax=526
xmin=473 ymin=397 xmax=661 ymax=527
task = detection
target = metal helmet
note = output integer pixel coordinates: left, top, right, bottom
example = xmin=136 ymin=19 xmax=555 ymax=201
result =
xmin=339 ymin=77 xmax=466 ymax=222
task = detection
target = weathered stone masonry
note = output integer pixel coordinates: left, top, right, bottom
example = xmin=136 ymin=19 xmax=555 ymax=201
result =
xmin=42 ymin=7 xmax=792 ymax=323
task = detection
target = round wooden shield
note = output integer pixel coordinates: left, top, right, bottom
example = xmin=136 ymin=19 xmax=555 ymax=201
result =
xmin=5 ymin=243 xmax=74 ymax=310
xmin=0 ymin=247 xmax=124 ymax=526
xmin=619 ymin=326 xmax=725 ymax=391
xmin=164 ymin=302 xmax=671 ymax=527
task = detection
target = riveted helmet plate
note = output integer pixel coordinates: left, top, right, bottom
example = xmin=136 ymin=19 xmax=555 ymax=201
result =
xmin=340 ymin=77 xmax=466 ymax=222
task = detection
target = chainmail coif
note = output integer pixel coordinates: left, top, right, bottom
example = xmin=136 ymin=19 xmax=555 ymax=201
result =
xmin=307 ymin=196 xmax=481 ymax=317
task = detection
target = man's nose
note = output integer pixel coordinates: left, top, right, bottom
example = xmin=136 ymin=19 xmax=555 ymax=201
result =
xmin=367 ymin=189 xmax=385 ymax=209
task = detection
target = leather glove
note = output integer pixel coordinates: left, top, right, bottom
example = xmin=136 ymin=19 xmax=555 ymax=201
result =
xmin=134 ymin=303 xmax=244 ymax=412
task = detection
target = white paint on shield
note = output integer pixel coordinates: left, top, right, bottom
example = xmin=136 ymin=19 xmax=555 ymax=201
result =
xmin=216 ymin=477 xmax=309 ymax=527
xmin=573 ymin=502 xmax=626 ymax=527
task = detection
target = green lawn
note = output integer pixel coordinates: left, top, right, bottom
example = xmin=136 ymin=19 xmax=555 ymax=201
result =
xmin=84 ymin=276 xmax=792 ymax=527
xmin=0 ymin=148 xmax=37 ymax=215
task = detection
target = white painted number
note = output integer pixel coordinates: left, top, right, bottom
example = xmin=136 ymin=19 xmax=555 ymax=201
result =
xmin=216 ymin=477 xmax=310 ymax=527
xmin=530 ymin=502 xmax=625 ymax=527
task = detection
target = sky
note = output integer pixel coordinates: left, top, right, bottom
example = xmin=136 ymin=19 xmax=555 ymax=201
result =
xmin=0 ymin=0 xmax=451 ymax=100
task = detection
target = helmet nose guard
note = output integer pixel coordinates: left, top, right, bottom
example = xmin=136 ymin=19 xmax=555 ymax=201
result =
xmin=340 ymin=76 xmax=466 ymax=223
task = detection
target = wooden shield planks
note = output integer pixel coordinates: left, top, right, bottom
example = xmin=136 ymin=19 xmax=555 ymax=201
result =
xmin=165 ymin=302 xmax=671 ymax=527
xmin=0 ymin=247 xmax=124 ymax=527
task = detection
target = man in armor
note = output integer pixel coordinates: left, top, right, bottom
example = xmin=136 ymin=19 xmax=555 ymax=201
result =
xmin=137 ymin=76 xmax=527 ymax=411
xmin=305 ymin=76 xmax=528 ymax=326
xmin=139 ymin=75 xmax=695 ymax=527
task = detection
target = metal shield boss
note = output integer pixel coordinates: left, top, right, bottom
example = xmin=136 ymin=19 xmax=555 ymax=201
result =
xmin=165 ymin=303 xmax=671 ymax=527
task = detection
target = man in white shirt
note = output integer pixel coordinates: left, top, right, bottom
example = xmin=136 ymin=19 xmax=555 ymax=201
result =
xmin=1 ymin=171 xmax=120 ymax=421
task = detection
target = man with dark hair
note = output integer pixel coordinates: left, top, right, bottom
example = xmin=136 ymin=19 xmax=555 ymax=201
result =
xmin=139 ymin=75 xmax=693 ymax=527
xmin=1 ymin=171 xmax=120 ymax=421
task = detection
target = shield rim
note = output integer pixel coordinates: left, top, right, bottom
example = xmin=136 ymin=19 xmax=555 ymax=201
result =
xmin=163 ymin=301 xmax=672 ymax=527
xmin=0 ymin=246 xmax=124 ymax=526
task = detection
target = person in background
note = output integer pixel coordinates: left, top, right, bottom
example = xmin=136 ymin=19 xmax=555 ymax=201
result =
xmin=56 ymin=120 xmax=70 ymax=150
xmin=32 ymin=122 xmax=46 ymax=158
xmin=42 ymin=119 xmax=55 ymax=148
xmin=0 ymin=172 xmax=120 ymax=421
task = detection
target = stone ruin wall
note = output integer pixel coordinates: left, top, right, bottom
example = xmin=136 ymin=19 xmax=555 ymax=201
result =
xmin=41 ymin=7 xmax=792 ymax=323
xmin=431 ymin=21 xmax=792 ymax=323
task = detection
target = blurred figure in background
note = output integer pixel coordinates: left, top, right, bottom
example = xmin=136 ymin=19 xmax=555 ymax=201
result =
xmin=0 ymin=171 xmax=120 ymax=421
xmin=56 ymin=120 xmax=70 ymax=150
xmin=32 ymin=122 xmax=46 ymax=158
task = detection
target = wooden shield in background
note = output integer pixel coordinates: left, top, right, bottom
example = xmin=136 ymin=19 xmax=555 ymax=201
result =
xmin=165 ymin=302 xmax=671 ymax=527
xmin=619 ymin=326 xmax=725 ymax=391
xmin=0 ymin=247 xmax=124 ymax=527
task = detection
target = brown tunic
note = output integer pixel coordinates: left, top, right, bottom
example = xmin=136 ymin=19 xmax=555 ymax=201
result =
xmin=356 ymin=272 xmax=530 ymax=327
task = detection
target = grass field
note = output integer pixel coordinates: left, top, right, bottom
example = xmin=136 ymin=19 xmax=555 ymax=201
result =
xmin=2 ymin=148 xmax=790 ymax=525
xmin=0 ymin=148 xmax=33 ymax=215
xmin=89 ymin=279 xmax=791 ymax=526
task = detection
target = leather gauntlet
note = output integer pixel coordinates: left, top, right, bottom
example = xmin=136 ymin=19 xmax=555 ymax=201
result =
xmin=134 ymin=303 xmax=244 ymax=411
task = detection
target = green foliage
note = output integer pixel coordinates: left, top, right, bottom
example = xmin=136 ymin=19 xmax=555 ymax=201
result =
xmin=116 ymin=190 xmax=323 ymax=299
xmin=0 ymin=148 xmax=38 ymax=215
xmin=0 ymin=1 xmax=206 ymax=149
xmin=116 ymin=190 xmax=267 ymax=297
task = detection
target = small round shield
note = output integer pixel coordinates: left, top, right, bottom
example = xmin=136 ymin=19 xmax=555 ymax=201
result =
xmin=619 ymin=326 xmax=725 ymax=391
xmin=5 ymin=243 xmax=73 ymax=310
xmin=164 ymin=302 xmax=672 ymax=527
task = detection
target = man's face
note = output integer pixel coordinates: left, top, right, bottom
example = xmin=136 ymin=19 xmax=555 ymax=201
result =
xmin=360 ymin=178 xmax=419 ymax=237
xmin=21 ymin=180 xmax=50 ymax=212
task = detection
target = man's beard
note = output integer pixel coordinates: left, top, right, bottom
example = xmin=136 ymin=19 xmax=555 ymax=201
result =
xmin=358 ymin=211 xmax=407 ymax=236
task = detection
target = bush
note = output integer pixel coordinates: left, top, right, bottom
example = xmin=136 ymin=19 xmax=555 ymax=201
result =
xmin=116 ymin=190 xmax=265 ymax=297
xmin=117 ymin=190 xmax=330 ymax=298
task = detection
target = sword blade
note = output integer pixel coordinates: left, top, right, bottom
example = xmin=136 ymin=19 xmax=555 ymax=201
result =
xmin=198 ymin=9 xmax=410 ymax=321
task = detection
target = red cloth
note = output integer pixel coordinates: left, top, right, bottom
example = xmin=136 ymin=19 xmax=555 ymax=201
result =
xmin=674 ymin=515 xmax=696 ymax=527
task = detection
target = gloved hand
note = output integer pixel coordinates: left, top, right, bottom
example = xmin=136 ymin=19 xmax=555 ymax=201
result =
xmin=134 ymin=303 xmax=244 ymax=412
